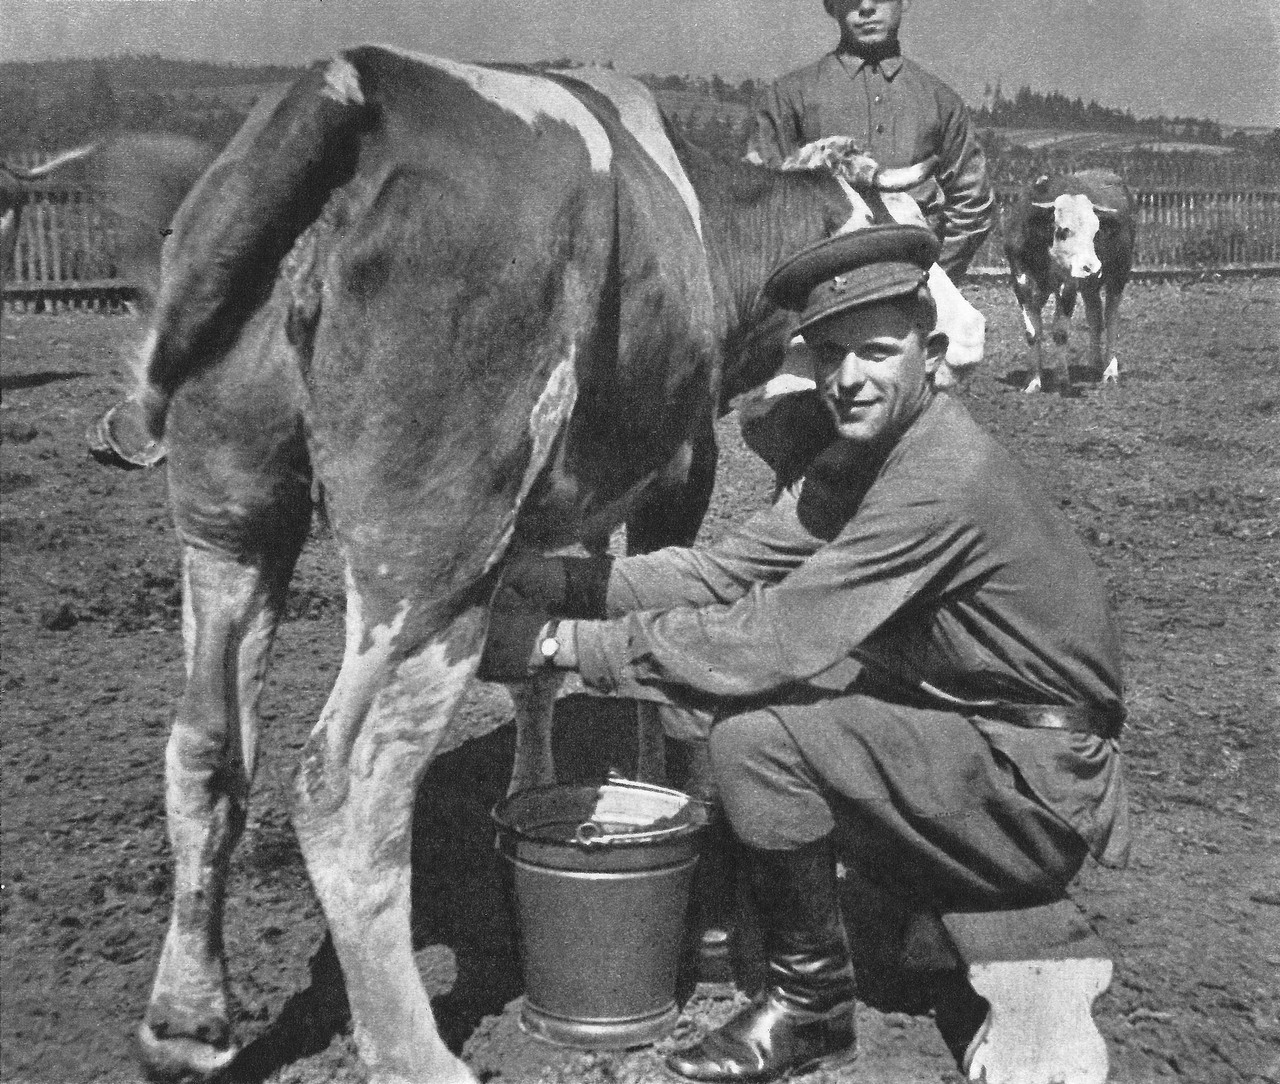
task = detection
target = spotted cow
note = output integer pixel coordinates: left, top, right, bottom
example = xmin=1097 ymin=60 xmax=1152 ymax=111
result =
xmin=1004 ymin=170 xmax=1137 ymax=392
xmin=104 ymin=46 xmax=980 ymax=1084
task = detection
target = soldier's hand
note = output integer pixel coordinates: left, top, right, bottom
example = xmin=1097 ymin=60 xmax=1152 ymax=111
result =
xmin=492 ymin=556 xmax=570 ymax=614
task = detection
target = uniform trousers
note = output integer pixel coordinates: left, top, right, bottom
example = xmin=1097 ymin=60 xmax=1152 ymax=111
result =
xmin=704 ymin=691 xmax=1090 ymax=912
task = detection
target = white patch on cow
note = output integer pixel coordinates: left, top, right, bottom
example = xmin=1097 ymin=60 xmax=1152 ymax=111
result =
xmin=555 ymin=67 xmax=702 ymax=239
xmin=1015 ymin=271 xmax=1030 ymax=289
xmin=311 ymin=568 xmax=410 ymax=738
xmin=1021 ymin=306 xmax=1040 ymax=341
xmin=1050 ymin=194 xmax=1102 ymax=279
xmin=360 ymin=638 xmax=477 ymax=777
xmin=832 ymin=178 xmax=876 ymax=232
xmin=321 ymin=57 xmax=365 ymax=106
xmin=481 ymin=354 xmax=581 ymax=574
xmin=524 ymin=356 xmax=578 ymax=494
xmin=926 ymin=264 xmax=984 ymax=377
xmin=378 ymin=47 xmax=611 ymax=173
xmin=132 ymin=326 xmax=158 ymax=389
xmin=377 ymin=563 xmax=389 ymax=577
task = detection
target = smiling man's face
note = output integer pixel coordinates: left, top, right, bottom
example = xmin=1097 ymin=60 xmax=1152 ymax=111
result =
xmin=805 ymin=297 xmax=945 ymax=447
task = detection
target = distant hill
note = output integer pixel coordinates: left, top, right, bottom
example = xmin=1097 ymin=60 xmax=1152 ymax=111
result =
xmin=2 ymin=56 xmax=1275 ymax=186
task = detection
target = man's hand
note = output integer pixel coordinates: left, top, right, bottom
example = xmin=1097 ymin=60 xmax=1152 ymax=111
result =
xmin=477 ymin=613 xmax=556 ymax=683
xmin=492 ymin=556 xmax=571 ymax=613
xmin=492 ymin=554 xmax=614 ymax=618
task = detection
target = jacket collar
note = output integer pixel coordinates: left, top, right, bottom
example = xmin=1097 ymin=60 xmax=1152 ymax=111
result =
xmin=835 ymin=50 xmax=904 ymax=80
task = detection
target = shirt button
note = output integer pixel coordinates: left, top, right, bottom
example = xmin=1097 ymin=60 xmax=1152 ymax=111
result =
xmin=874 ymin=95 xmax=883 ymax=104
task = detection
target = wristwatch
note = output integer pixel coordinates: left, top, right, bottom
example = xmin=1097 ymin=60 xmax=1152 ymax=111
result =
xmin=537 ymin=623 xmax=561 ymax=667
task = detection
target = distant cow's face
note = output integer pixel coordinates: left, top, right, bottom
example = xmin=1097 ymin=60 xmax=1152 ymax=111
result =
xmin=1044 ymin=194 xmax=1103 ymax=279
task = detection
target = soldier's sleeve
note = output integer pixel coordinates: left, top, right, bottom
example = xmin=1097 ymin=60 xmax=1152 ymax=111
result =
xmin=745 ymin=81 xmax=801 ymax=167
xmin=602 ymin=488 xmax=826 ymax=615
xmin=934 ymin=94 xmax=995 ymax=278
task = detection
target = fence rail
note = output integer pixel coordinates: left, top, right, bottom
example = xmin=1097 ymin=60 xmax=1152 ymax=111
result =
xmin=5 ymin=183 xmax=1280 ymax=310
xmin=966 ymin=186 xmax=1280 ymax=274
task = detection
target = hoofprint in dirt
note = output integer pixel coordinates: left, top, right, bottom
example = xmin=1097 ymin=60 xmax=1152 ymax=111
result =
xmin=1 ymin=280 xmax=1277 ymax=1084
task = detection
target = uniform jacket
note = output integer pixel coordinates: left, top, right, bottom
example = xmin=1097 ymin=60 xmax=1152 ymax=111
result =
xmin=571 ymin=393 xmax=1130 ymax=864
xmin=747 ymin=51 xmax=994 ymax=277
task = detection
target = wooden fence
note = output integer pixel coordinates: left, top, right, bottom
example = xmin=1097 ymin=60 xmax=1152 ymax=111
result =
xmin=5 ymin=182 xmax=1280 ymax=310
xmin=967 ymin=186 xmax=1280 ymax=275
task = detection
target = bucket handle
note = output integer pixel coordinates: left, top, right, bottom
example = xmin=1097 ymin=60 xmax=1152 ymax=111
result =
xmin=573 ymin=819 xmax=697 ymax=847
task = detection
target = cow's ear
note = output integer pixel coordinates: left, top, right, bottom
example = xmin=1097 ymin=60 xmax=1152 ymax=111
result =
xmin=1031 ymin=174 xmax=1051 ymax=196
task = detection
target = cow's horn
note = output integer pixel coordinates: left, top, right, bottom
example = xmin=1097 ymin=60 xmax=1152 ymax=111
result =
xmin=875 ymin=155 xmax=937 ymax=191
xmin=1031 ymin=200 xmax=1057 ymax=210
xmin=1092 ymin=203 xmax=1121 ymax=215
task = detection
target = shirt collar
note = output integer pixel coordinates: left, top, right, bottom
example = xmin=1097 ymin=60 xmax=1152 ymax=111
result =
xmin=835 ymin=50 xmax=904 ymax=81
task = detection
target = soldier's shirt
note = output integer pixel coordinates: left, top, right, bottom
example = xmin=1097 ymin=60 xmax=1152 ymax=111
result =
xmin=571 ymin=392 xmax=1129 ymax=866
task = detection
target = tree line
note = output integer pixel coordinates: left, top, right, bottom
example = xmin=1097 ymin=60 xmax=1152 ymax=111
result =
xmin=2 ymin=55 xmax=1276 ymax=173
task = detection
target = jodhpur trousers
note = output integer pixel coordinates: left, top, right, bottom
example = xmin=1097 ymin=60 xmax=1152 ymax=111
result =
xmin=701 ymin=691 xmax=1090 ymax=912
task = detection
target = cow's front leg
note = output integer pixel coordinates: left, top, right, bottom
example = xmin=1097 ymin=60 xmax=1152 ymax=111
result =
xmin=1101 ymin=286 xmax=1125 ymax=384
xmin=1018 ymin=298 xmax=1047 ymax=394
xmin=292 ymin=582 xmax=483 ymax=1084
xmin=139 ymin=538 xmax=303 ymax=1080
xmin=1051 ymin=282 xmax=1077 ymax=347
xmin=1081 ymin=286 xmax=1106 ymax=377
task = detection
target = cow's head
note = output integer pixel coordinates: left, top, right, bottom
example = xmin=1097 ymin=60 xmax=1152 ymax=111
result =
xmin=1033 ymin=192 xmax=1122 ymax=280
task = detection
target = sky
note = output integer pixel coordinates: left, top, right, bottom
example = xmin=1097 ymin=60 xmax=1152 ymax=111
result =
xmin=3 ymin=0 xmax=1278 ymax=128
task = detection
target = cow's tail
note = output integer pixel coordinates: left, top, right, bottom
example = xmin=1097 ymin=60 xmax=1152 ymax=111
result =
xmin=136 ymin=53 xmax=373 ymax=437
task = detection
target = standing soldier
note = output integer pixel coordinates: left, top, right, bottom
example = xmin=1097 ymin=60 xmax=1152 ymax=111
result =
xmin=748 ymin=0 xmax=994 ymax=278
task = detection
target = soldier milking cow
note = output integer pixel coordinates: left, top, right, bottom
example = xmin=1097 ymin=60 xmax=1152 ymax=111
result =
xmin=70 ymin=7 xmax=1128 ymax=1084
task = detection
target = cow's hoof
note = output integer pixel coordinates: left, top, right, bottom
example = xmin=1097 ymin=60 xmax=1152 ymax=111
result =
xmin=1101 ymin=359 xmax=1120 ymax=384
xmin=1022 ymin=376 xmax=1042 ymax=394
xmin=137 ymin=1022 xmax=238 ymax=1083
xmin=86 ymin=403 xmax=167 ymax=470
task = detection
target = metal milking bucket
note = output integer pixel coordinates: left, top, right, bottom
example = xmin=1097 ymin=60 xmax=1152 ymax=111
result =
xmin=491 ymin=775 xmax=710 ymax=1050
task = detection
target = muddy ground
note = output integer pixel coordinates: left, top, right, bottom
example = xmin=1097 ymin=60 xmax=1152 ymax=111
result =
xmin=1 ymin=280 xmax=1278 ymax=1084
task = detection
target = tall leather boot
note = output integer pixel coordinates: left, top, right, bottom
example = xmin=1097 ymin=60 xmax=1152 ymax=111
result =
xmin=666 ymin=836 xmax=857 ymax=1082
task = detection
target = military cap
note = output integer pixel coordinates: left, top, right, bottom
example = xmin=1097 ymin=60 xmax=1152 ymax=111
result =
xmin=764 ymin=223 xmax=940 ymax=333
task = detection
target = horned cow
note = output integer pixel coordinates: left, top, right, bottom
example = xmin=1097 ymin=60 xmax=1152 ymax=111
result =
xmin=1004 ymin=170 xmax=1137 ymax=392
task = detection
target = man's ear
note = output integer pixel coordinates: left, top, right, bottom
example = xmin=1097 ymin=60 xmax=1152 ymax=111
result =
xmin=924 ymin=330 xmax=949 ymax=377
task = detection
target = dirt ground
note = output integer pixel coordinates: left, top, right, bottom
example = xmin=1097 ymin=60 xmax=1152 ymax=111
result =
xmin=2 ymin=279 xmax=1278 ymax=1084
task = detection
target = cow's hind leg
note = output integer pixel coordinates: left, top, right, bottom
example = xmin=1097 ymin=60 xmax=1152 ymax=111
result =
xmin=139 ymin=533 xmax=307 ymax=1079
xmin=291 ymin=575 xmax=485 ymax=1084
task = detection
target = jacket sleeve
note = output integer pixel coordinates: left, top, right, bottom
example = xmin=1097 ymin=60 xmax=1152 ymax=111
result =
xmin=575 ymin=487 xmax=963 ymax=701
xmin=602 ymin=489 xmax=827 ymax=615
xmin=933 ymin=94 xmax=995 ymax=278
xmin=745 ymin=81 xmax=802 ymax=166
